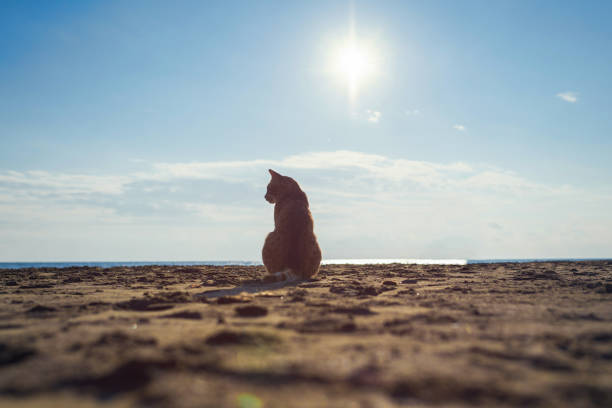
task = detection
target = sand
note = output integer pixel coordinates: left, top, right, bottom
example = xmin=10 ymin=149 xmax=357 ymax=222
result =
xmin=0 ymin=261 xmax=611 ymax=407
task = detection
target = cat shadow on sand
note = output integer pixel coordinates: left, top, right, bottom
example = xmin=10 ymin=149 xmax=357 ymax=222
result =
xmin=195 ymin=278 xmax=313 ymax=299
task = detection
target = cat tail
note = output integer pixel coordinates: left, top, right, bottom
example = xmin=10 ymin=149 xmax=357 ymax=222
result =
xmin=269 ymin=268 xmax=297 ymax=282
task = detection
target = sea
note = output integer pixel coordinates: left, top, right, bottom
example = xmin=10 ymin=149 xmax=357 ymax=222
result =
xmin=0 ymin=258 xmax=610 ymax=270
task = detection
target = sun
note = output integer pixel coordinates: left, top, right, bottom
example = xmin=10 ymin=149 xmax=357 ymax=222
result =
xmin=337 ymin=43 xmax=373 ymax=84
xmin=330 ymin=34 xmax=379 ymax=102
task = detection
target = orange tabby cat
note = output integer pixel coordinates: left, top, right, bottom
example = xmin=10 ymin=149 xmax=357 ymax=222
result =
xmin=262 ymin=169 xmax=322 ymax=281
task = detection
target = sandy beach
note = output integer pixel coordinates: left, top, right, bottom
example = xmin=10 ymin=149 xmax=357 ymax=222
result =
xmin=1 ymin=261 xmax=611 ymax=407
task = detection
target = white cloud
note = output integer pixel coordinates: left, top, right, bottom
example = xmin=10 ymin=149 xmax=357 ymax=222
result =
xmin=1 ymin=151 xmax=610 ymax=260
xmin=557 ymin=91 xmax=578 ymax=103
xmin=366 ymin=109 xmax=381 ymax=123
xmin=453 ymin=124 xmax=466 ymax=132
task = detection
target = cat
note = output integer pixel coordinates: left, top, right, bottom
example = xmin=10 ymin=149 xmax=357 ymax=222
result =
xmin=262 ymin=169 xmax=322 ymax=282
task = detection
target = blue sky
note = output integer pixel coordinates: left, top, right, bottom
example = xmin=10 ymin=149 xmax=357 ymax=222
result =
xmin=1 ymin=1 xmax=611 ymax=261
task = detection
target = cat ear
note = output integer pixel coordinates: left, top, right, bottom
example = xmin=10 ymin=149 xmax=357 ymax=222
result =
xmin=269 ymin=169 xmax=281 ymax=178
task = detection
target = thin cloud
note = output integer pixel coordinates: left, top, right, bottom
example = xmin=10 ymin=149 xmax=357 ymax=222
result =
xmin=0 ymin=170 xmax=129 ymax=195
xmin=366 ymin=109 xmax=381 ymax=123
xmin=453 ymin=124 xmax=466 ymax=132
xmin=557 ymin=92 xmax=578 ymax=103
xmin=181 ymin=202 xmax=261 ymax=222
xmin=0 ymin=151 xmax=560 ymax=201
xmin=406 ymin=109 xmax=421 ymax=116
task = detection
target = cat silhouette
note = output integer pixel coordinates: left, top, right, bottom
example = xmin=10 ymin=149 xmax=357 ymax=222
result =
xmin=262 ymin=169 xmax=322 ymax=281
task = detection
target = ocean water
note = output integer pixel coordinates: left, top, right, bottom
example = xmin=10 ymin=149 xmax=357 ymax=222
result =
xmin=321 ymin=258 xmax=467 ymax=265
xmin=0 ymin=258 xmax=610 ymax=270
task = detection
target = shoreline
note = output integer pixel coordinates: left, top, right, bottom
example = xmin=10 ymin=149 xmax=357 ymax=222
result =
xmin=1 ymin=258 xmax=611 ymax=270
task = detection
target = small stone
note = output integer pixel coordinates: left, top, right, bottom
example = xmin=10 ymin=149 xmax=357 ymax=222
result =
xmin=235 ymin=305 xmax=268 ymax=318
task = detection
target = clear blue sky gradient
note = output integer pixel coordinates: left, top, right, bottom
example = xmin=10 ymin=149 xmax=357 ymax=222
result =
xmin=1 ymin=1 xmax=611 ymax=260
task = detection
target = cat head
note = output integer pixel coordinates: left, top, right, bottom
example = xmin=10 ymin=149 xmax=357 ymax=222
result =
xmin=265 ymin=169 xmax=307 ymax=205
